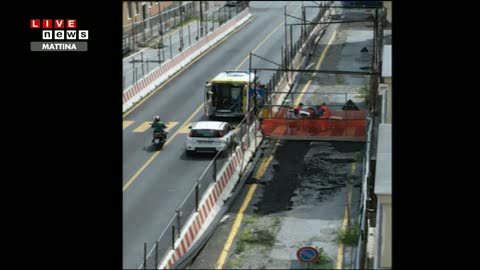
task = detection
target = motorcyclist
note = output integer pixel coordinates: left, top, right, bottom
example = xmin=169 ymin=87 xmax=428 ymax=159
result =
xmin=151 ymin=116 xmax=167 ymax=135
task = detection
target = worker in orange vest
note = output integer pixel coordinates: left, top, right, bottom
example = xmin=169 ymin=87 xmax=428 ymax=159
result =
xmin=319 ymin=103 xmax=331 ymax=119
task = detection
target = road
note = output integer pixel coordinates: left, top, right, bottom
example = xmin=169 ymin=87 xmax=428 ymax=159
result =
xmin=122 ymin=1 xmax=321 ymax=269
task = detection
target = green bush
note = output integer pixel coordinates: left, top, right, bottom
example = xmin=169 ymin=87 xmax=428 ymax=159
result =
xmin=234 ymin=241 xmax=246 ymax=254
xmin=337 ymin=224 xmax=360 ymax=246
xmin=310 ymin=247 xmax=334 ymax=269
xmin=234 ymin=227 xmax=276 ymax=254
xmin=243 ymin=215 xmax=255 ymax=224
xmin=358 ymin=84 xmax=370 ymax=106
xmin=226 ymin=257 xmax=242 ymax=268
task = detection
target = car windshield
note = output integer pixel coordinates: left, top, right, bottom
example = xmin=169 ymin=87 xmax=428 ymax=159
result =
xmin=190 ymin=129 xmax=221 ymax=138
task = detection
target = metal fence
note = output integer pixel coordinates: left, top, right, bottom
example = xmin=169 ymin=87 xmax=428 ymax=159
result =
xmin=136 ymin=2 xmax=334 ymax=269
xmin=261 ymin=7 xmax=329 ymax=109
xmin=139 ymin=108 xmax=260 ymax=270
xmin=354 ymin=115 xmax=373 ymax=269
xmin=123 ymin=1 xmax=196 ymax=53
xmin=123 ymin=1 xmax=250 ymax=90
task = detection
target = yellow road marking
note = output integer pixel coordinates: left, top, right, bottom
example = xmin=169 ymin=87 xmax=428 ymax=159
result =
xmin=294 ymin=30 xmax=337 ymax=105
xmin=336 ymin=163 xmax=356 ymax=269
xmin=123 ymin=105 xmax=204 ymax=192
xmin=132 ymin=121 xmax=178 ymax=133
xmin=216 ymin=142 xmax=280 ymax=269
xmin=216 ymin=183 xmax=257 ymax=269
xmin=132 ymin=121 xmax=152 ymax=133
xmin=123 ymin=120 xmax=134 ymax=130
xmin=177 ymin=122 xmax=194 ymax=134
xmin=234 ymin=1 xmax=299 ymax=70
xmin=165 ymin=121 xmax=179 ymax=132
xmin=253 ymin=155 xmax=274 ymax=179
xmin=123 ymin=14 xmax=259 ymax=191
xmin=254 ymin=141 xmax=279 ymax=179
xmin=124 ymin=3 xmax=297 ymax=192
xmin=123 ymin=16 xmax=256 ymax=118
xmin=217 ymin=12 xmax=339 ymax=269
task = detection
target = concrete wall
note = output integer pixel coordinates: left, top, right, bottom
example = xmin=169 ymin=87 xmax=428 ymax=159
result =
xmin=386 ymin=82 xmax=391 ymax=123
xmin=379 ymin=83 xmax=392 ymax=124
xmin=373 ymin=122 xmax=391 ymax=268
xmin=383 ymin=1 xmax=392 ymax=23
xmin=375 ymin=195 xmax=392 ymax=268
xmin=123 ymin=1 xmax=173 ymax=31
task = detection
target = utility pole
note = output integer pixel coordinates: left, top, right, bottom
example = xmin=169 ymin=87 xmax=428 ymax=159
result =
xmin=302 ymin=1 xmax=306 ymax=42
xmin=179 ymin=1 xmax=184 ymax=51
xmin=131 ymin=2 xmax=136 ymax=51
xmin=370 ymin=7 xmax=379 ymax=113
xmin=284 ymin=5 xmax=288 ymax=53
xmin=159 ymin=5 xmax=164 ymax=61
xmin=199 ymin=1 xmax=204 ymax=37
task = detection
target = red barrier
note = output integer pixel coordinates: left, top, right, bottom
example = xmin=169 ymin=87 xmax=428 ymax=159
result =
xmin=261 ymin=114 xmax=367 ymax=141
xmin=270 ymin=107 xmax=368 ymax=120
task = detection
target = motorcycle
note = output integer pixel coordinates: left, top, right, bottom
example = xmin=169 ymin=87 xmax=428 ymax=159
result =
xmin=152 ymin=130 xmax=168 ymax=150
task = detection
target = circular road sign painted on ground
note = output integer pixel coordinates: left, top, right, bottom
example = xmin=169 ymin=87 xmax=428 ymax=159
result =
xmin=296 ymin=246 xmax=319 ymax=263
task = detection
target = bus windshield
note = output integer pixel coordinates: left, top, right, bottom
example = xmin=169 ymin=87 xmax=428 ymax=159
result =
xmin=212 ymin=83 xmax=243 ymax=113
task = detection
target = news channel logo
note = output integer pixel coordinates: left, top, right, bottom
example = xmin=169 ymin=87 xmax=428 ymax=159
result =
xmin=30 ymin=19 xmax=89 ymax=52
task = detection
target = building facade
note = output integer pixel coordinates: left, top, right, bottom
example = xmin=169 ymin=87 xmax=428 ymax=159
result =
xmin=122 ymin=1 xmax=173 ymax=32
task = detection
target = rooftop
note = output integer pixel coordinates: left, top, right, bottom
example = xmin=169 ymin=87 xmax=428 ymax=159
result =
xmin=191 ymin=121 xmax=225 ymax=130
xmin=210 ymin=70 xmax=256 ymax=83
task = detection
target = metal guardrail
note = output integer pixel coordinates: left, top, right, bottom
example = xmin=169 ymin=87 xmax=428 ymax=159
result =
xmin=123 ymin=2 xmax=196 ymax=53
xmin=123 ymin=1 xmax=250 ymax=90
xmin=136 ymin=2 xmax=334 ymax=269
xmin=354 ymin=115 xmax=373 ymax=269
xmin=138 ymin=109 xmax=261 ymax=270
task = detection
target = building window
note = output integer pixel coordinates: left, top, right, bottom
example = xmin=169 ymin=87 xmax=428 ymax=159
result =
xmin=126 ymin=2 xmax=132 ymax=20
xmin=134 ymin=2 xmax=139 ymax=16
xmin=155 ymin=1 xmax=159 ymax=5
xmin=149 ymin=1 xmax=152 ymax=8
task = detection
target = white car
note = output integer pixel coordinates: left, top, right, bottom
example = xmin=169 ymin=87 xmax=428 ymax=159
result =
xmin=185 ymin=121 xmax=236 ymax=155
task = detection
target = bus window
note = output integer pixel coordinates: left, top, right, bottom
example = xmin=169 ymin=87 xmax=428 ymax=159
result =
xmin=231 ymin=86 xmax=242 ymax=112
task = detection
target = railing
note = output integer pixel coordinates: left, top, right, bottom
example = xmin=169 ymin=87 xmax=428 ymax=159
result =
xmin=123 ymin=1 xmax=250 ymax=90
xmin=138 ymin=107 xmax=262 ymax=269
xmin=136 ymin=2 xmax=335 ymax=268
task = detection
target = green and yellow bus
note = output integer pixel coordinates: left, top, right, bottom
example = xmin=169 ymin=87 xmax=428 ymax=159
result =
xmin=204 ymin=70 xmax=259 ymax=118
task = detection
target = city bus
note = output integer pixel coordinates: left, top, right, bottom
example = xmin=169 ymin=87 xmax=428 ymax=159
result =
xmin=204 ymin=70 xmax=261 ymax=118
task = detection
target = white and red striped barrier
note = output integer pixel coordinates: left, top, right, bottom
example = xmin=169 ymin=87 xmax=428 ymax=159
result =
xmin=156 ymin=5 xmax=334 ymax=269
xmin=123 ymin=9 xmax=252 ymax=112
xmin=159 ymin=122 xmax=261 ymax=269
xmin=162 ymin=147 xmax=244 ymax=269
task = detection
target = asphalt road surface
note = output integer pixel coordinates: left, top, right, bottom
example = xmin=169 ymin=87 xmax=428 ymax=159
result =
xmin=123 ymin=2 xmax=320 ymax=268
